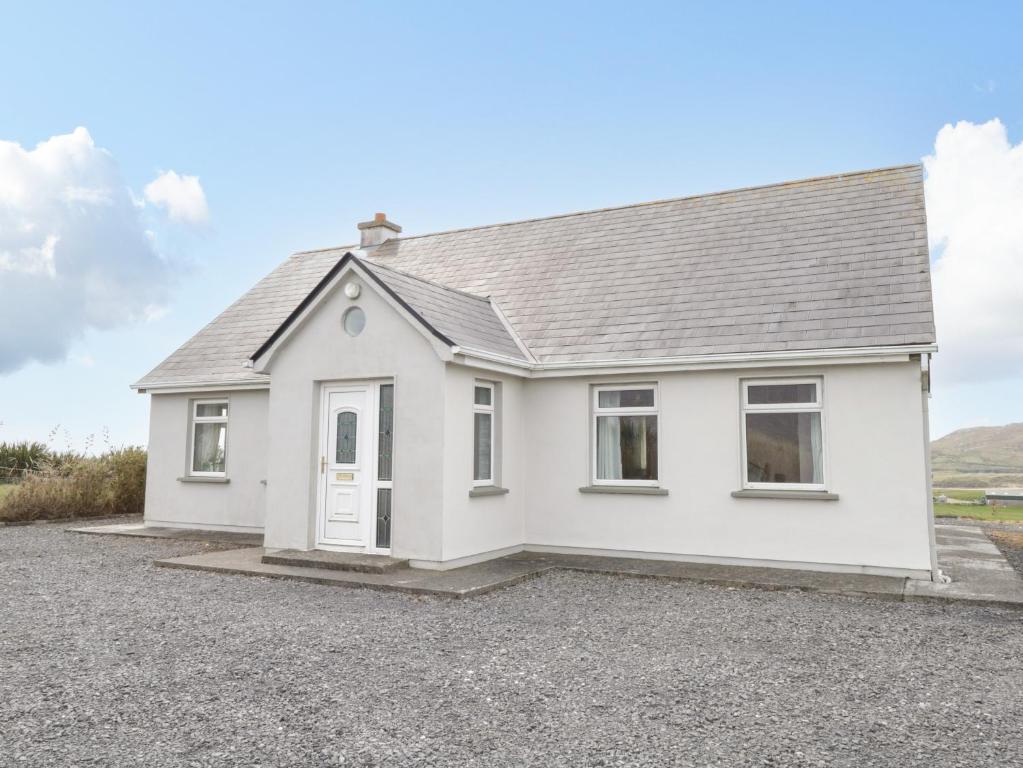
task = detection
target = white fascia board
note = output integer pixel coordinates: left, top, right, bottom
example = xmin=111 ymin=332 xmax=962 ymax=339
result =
xmin=451 ymin=343 xmax=938 ymax=379
xmin=131 ymin=379 xmax=271 ymax=395
xmin=251 ymin=258 xmax=454 ymax=373
xmin=450 ymin=348 xmax=532 ymax=378
xmin=139 ymin=344 xmax=936 ymax=391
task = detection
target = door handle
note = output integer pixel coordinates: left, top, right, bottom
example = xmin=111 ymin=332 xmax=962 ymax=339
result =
xmin=320 ymin=456 xmax=326 ymax=474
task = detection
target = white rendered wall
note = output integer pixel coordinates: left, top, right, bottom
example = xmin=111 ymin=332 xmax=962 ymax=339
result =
xmin=440 ymin=365 xmax=526 ymax=563
xmin=142 ymin=292 xmax=932 ymax=573
xmin=143 ymin=390 xmax=268 ymax=532
xmin=521 ymin=361 xmax=933 ymax=575
xmin=261 ymin=274 xmax=447 ymax=561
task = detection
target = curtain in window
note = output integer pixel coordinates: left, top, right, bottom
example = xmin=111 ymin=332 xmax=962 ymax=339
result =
xmin=808 ymin=412 xmax=823 ymax=483
xmin=193 ymin=422 xmax=226 ymax=473
xmin=596 ymin=391 xmax=622 ymax=480
xmin=637 ymin=417 xmax=647 ymax=468
xmin=474 ymin=412 xmax=492 ymax=480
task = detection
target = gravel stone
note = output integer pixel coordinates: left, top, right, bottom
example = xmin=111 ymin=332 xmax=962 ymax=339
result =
xmin=2 ymin=524 xmax=1022 ymax=767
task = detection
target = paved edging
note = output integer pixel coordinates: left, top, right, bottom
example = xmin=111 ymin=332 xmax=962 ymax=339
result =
xmin=0 ymin=513 xmax=142 ymax=528
xmin=154 ymin=556 xmax=555 ymax=599
xmin=66 ymin=520 xmax=1021 ymax=609
xmin=555 ymin=565 xmax=910 ymax=604
xmin=152 ymin=546 xmax=1023 ymax=608
xmin=70 ymin=523 xmax=261 ymax=547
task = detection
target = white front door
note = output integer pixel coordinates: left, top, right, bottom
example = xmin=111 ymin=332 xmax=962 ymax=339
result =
xmin=317 ymin=386 xmax=374 ymax=549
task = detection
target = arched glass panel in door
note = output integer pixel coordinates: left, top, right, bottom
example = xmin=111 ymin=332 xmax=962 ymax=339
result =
xmin=336 ymin=411 xmax=357 ymax=464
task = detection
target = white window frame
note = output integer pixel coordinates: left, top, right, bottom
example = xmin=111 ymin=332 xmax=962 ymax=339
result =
xmin=190 ymin=399 xmax=229 ymax=477
xmin=740 ymin=377 xmax=825 ymax=491
xmin=472 ymin=381 xmax=496 ymax=487
xmin=592 ymin=383 xmax=659 ymax=487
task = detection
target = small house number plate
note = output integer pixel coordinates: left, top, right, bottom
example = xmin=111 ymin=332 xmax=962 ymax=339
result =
xmin=335 ymin=472 xmax=354 ymax=481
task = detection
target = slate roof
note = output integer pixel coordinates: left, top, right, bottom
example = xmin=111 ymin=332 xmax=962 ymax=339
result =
xmin=134 ymin=164 xmax=935 ymax=388
xmin=361 ymin=259 xmax=528 ymax=361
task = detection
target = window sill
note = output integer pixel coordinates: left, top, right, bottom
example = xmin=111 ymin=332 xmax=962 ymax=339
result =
xmin=177 ymin=476 xmax=230 ymax=484
xmin=579 ymin=485 xmax=668 ymax=496
xmin=469 ymin=486 xmax=510 ymax=498
xmin=731 ymin=489 xmax=838 ymax=501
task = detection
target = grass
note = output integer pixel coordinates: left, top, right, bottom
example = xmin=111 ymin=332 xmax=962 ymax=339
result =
xmin=0 ymin=448 xmax=146 ymax=523
xmin=934 ymin=502 xmax=1023 ymax=522
xmin=935 ymin=488 xmax=986 ymax=502
xmin=0 ymin=485 xmax=15 ymax=502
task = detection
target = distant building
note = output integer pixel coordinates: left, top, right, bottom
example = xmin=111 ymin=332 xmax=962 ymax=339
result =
xmin=986 ymin=490 xmax=1023 ymax=507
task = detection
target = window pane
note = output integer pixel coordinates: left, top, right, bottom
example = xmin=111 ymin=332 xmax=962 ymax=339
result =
xmin=336 ymin=411 xmax=357 ymax=464
xmin=377 ymin=384 xmax=394 ymax=482
xmin=597 ymin=389 xmax=654 ymax=409
xmin=376 ymin=488 xmax=392 ymax=549
xmin=474 ymin=385 xmax=492 ymax=406
xmin=747 ymin=383 xmax=816 ymax=405
xmin=745 ymin=412 xmax=822 ymax=484
xmin=474 ymin=412 xmax=492 ymax=481
xmin=196 ymin=402 xmax=227 ymax=418
xmin=192 ymin=422 xmax=226 ymax=473
xmin=596 ymin=415 xmax=658 ymax=480
xmin=343 ymin=307 xmax=366 ymax=337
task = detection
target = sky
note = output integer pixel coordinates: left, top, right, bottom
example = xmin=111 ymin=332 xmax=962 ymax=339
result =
xmin=0 ymin=1 xmax=1021 ymax=449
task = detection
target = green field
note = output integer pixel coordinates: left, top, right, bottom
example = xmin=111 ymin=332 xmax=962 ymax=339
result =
xmin=936 ymin=488 xmax=986 ymax=502
xmin=934 ymin=502 xmax=1023 ymax=522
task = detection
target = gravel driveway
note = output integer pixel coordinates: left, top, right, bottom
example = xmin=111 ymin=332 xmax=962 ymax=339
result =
xmin=2 ymin=524 xmax=1022 ymax=768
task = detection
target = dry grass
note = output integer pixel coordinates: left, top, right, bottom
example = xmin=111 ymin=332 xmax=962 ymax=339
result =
xmin=0 ymin=448 xmax=146 ymax=523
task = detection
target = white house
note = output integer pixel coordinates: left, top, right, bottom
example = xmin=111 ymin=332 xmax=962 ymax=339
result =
xmin=133 ymin=164 xmax=940 ymax=580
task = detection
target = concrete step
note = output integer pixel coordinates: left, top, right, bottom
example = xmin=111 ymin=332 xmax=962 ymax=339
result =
xmin=261 ymin=549 xmax=408 ymax=574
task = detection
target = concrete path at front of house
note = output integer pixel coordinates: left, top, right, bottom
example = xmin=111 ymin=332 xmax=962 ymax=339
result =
xmin=70 ymin=522 xmax=263 ymax=547
xmin=83 ymin=520 xmax=1023 ymax=607
xmin=906 ymin=523 xmax=1023 ymax=607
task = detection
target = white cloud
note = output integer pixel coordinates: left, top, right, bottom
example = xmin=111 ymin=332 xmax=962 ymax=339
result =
xmin=0 ymin=128 xmax=174 ymax=374
xmin=924 ymin=118 xmax=1023 ymax=382
xmin=144 ymin=169 xmax=209 ymax=225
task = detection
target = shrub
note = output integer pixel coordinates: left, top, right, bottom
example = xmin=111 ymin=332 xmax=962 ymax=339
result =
xmin=104 ymin=447 xmax=147 ymax=517
xmin=0 ymin=448 xmax=147 ymax=523
xmin=0 ymin=441 xmax=52 ymax=479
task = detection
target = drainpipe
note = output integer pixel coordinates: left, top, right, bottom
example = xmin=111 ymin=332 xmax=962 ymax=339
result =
xmin=920 ymin=354 xmax=944 ymax=582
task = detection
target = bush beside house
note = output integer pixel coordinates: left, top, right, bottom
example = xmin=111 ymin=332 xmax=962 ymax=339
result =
xmin=0 ymin=443 xmax=146 ymax=523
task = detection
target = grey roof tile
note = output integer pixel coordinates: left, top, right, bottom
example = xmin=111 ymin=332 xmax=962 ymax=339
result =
xmin=136 ymin=164 xmax=935 ymax=387
xmin=361 ymin=260 xmax=526 ymax=361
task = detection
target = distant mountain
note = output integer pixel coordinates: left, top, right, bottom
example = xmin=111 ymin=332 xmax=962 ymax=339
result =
xmin=932 ymin=423 xmax=1023 ymax=473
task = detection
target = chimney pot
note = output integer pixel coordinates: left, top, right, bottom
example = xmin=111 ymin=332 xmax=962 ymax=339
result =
xmin=357 ymin=213 xmax=402 ymax=248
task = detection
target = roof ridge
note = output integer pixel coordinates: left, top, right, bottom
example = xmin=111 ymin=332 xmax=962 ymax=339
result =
xmin=361 ymin=255 xmax=491 ymax=302
xmin=292 ymin=163 xmax=921 ymax=254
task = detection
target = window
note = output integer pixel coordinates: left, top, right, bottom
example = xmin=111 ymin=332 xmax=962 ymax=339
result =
xmin=376 ymin=383 xmax=394 ymax=549
xmin=343 ymin=306 xmax=366 ymax=337
xmin=473 ymin=382 xmax=495 ymax=486
xmin=742 ymin=378 xmax=824 ymax=490
xmin=593 ymin=385 xmax=658 ymax=485
xmin=335 ymin=410 xmax=358 ymax=464
xmin=190 ymin=400 xmax=228 ymax=476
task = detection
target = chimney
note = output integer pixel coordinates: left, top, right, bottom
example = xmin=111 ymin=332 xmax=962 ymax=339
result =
xmin=357 ymin=212 xmax=402 ymax=248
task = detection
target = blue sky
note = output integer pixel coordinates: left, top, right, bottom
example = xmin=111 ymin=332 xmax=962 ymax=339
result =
xmin=0 ymin=1 xmax=1021 ymax=448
